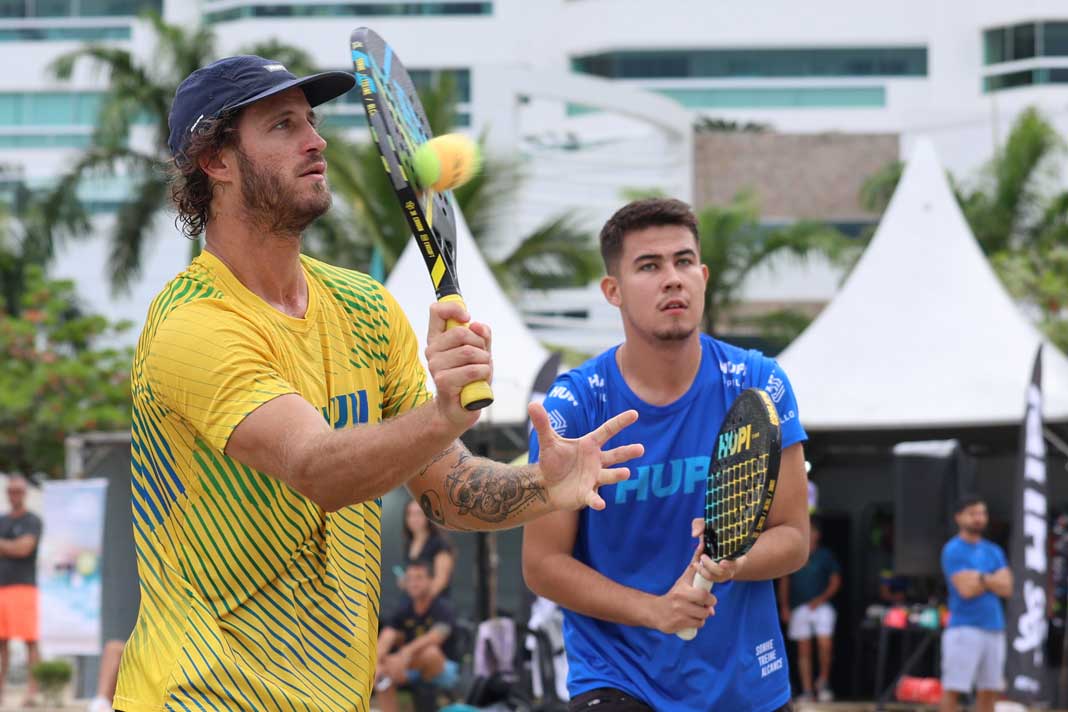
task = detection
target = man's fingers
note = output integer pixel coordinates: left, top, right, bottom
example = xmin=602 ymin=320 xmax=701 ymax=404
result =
xmin=691 ymin=517 xmax=703 ymax=538
xmin=599 ymin=443 xmax=644 ymax=467
xmin=468 ymin=322 xmax=493 ymax=385
xmin=427 ymin=322 xmax=488 ymax=353
xmin=697 ymin=556 xmax=723 ymax=583
xmin=528 ymin=402 xmax=552 ymax=442
xmin=588 ymin=409 xmax=639 ymax=446
xmin=691 ymin=538 xmax=705 ymax=564
xmin=697 ymin=555 xmax=746 ymax=584
xmin=469 ymin=321 xmax=492 ymax=355
xmin=427 ymin=344 xmax=492 ymax=372
xmin=597 ymin=466 xmax=630 ymax=486
xmin=586 ymin=490 xmax=606 ymax=510
xmin=437 ymin=364 xmax=493 ymax=390
xmin=428 ymin=300 xmax=469 ymax=335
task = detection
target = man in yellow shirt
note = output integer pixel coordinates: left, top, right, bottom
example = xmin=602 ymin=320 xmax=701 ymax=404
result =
xmin=114 ymin=55 xmax=643 ymax=712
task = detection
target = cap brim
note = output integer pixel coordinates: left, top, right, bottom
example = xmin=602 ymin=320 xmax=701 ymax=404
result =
xmin=226 ymin=70 xmax=356 ymax=114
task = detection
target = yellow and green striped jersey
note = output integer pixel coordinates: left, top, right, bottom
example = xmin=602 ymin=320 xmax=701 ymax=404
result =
xmin=115 ymin=252 xmax=431 ymax=712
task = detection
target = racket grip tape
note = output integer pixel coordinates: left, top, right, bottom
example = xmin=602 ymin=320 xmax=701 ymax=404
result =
xmin=676 ymin=572 xmax=715 ymax=641
xmin=437 ymin=294 xmax=494 ymax=411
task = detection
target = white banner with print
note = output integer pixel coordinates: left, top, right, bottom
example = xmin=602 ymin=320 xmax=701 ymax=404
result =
xmin=38 ymin=478 xmax=107 ymax=656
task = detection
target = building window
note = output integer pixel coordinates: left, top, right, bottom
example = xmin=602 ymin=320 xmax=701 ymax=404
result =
xmin=983 ymin=20 xmax=1068 ymax=91
xmin=0 ymin=0 xmax=159 ymax=17
xmin=0 ymin=91 xmax=103 ymax=148
xmin=329 ymin=67 xmax=471 ymax=130
xmin=1012 ymin=23 xmax=1037 ymax=60
xmin=984 ymin=68 xmax=1068 ymax=92
xmin=0 ymin=25 xmax=130 ymax=40
xmin=1044 ymin=22 xmax=1068 ymax=55
xmin=656 ymin=86 xmax=885 ymax=109
xmin=204 ymin=2 xmax=492 ymax=23
xmin=571 ymin=47 xmax=927 ymax=79
xmin=338 ymin=68 xmax=469 ymax=105
xmin=321 ymin=109 xmax=470 ymax=129
xmin=0 ymin=91 xmax=103 ymax=126
xmin=984 ymin=20 xmax=1068 ymax=64
xmin=0 ymin=133 xmax=92 ymax=148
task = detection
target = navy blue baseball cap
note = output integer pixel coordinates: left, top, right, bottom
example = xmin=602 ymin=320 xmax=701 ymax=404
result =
xmin=168 ymin=55 xmax=355 ymax=160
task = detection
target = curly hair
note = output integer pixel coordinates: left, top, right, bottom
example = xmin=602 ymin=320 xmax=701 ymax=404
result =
xmin=599 ymin=197 xmax=699 ymax=275
xmin=169 ymin=111 xmax=241 ymax=238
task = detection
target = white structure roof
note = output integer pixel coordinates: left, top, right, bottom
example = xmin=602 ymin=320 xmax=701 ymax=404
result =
xmin=385 ymin=208 xmax=548 ymax=427
xmin=778 ymin=138 xmax=1068 ymax=431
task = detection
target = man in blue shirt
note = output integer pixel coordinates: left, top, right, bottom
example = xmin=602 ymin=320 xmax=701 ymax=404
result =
xmin=523 ymin=198 xmax=810 ymax=711
xmin=778 ymin=520 xmax=841 ymax=703
xmin=940 ymin=494 xmax=1013 ymax=712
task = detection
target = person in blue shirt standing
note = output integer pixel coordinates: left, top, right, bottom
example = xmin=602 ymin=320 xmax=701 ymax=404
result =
xmin=778 ymin=520 xmax=841 ymax=703
xmin=522 ymin=198 xmax=811 ymax=712
xmin=940 ymin=494 xmax=1013 ymax=712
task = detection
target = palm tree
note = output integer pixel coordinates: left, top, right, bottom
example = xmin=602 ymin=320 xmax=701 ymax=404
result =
xmin=51 ymin=19 xmax=599 ymax=295
xmin=264 ymin=44 xmax=601 ymax=291
xmin=49 ymin=12 xmax=217 ymax=293
xmin=860 ymin=106 xmax=1068 ymax=350
xmin=697 ymin=192 xmax=854 ymax=337
xmin=862 ymin=108 xmax=1063 ymax=255
xmin=0 ymin=179 xmax=89 ymax=316
xmin=624 ymin=188 xmax=855 ymax=339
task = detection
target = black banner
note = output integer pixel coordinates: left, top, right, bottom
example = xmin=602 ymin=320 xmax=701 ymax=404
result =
xmin=1006 ymin=346 xmax=1048 ymax=701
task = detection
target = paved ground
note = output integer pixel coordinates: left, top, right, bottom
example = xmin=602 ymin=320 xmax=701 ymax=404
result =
xmin=0 ymin=683 xmax=81 ymax=711
xmin=0 ymin=690 xmax=1044 ymax=712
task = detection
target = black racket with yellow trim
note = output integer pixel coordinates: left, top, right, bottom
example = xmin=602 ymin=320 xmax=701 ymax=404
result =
xmin=678 ymin=387 xmax=782 ymax=641
xmin=349 ymin=26 xmax=493 ymax=410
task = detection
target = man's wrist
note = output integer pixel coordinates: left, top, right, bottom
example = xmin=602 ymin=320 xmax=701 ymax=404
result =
xmin=634 ymin=592 xmax=660 ymax=629
xmin=429 ymin=399 xmax=468 ymax=440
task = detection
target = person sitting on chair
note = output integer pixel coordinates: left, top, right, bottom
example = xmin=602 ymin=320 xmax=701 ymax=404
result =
xmin=375 ymin=561 xmax=460 ymax=712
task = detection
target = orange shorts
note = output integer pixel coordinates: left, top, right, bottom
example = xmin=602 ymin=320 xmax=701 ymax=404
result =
xmin=0 ymin=585 xmax=38 ymax=642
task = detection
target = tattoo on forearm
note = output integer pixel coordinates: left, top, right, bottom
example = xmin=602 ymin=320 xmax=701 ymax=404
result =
xmin=419 ymin=491 xmax=446 ymax=525
xmin=418 ymin=443 xmax=460 ymax=477
xmin=442 ymin=461 xmax=548 ymax=523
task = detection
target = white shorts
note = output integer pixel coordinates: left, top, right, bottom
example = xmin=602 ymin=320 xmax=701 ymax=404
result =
xmin=787 ymin=603 xmax=836 ymax=640
xmin=941 ymin=627 xmax=1005 ymax=693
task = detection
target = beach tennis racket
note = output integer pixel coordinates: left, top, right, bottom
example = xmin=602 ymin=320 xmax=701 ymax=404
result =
xmin=349 ymin=27 xmax=493 ymax=410
xmin=677 ymin=387 xmax=782 ymax=640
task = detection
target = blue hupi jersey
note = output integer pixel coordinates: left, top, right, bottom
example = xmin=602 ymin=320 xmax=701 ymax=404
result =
xmin=529 ymin=334 xmax=807 ymax=712
xmin=942 ymin=536 xmax=1009 ymax=631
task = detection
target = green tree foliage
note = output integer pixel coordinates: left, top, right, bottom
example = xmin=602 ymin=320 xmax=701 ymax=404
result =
xmin=0 ymin=269 xmax=132 ymax=477
xmin=0 ymin=180 xmax=89 ymax=317
xmin=50 ymin=20 xmax=599 ymax=295
xmin=698 ymin=192 xmax=854 ymax=337
xmin=49 ymin=12 xmax=217 ymax=292
xmin=860 ymin=107 xmax=1068 ymax=351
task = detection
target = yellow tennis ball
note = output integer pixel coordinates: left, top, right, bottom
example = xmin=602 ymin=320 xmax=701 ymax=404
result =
xmin=412 ymin=134 xmax=481 ymax=192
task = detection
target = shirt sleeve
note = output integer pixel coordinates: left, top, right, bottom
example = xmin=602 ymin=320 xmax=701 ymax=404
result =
xmin=529 ymin=372 xmax=591 ymax=464
xmin=144 ymin=300 xmax=298 ymax=452
xmin=27 ymin=514 xmax=42 ymax=540
xmin=386 ymin=602 xmax=409 ymax=632
xmin=942 ymin=541 xmax=970 ymax=578
xmin=750 ymin=354 xmax=807 ymax=449
xmin=993 ymin=543 xmax=1009 ymax=571
xmin=426 ymin=535 xmax=453 ymax=558
xmin=431 ymin=598 xmax=456 ymax=626
xmin=379 ymin=288 xmax=433 ymax=419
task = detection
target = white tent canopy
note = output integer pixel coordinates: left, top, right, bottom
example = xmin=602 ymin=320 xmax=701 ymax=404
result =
xmin=385 ymin=207 xmax=548 ymax=426
xmin=778 ymin=138 xmax=1068 ymax=431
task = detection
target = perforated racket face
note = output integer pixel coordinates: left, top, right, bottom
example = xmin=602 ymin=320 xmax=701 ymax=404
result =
xmin=704 ymin=388 xmax=782 ymax=561
xmin=350 ymin=27 xmax=459 ymax=298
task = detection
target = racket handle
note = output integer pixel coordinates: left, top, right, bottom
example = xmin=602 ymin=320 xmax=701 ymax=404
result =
xmin=438 ymin=294 xmax=494 ymax=411
xmin=676 ymin=572 xmax=715 ymax=641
